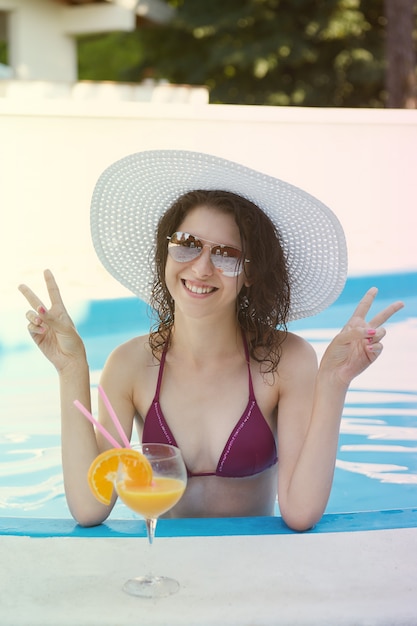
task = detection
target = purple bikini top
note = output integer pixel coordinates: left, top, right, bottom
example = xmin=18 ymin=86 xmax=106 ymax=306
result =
xmin=142 ymin=335 xmax=277 ymax=478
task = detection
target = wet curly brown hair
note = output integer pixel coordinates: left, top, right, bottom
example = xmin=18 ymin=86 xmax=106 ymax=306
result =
xmin=149 ymin=190 xmax=291 ymax=373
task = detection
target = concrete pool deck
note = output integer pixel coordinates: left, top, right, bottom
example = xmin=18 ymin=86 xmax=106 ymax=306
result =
xmin=1 ymin=516 xmax=417 ymax=626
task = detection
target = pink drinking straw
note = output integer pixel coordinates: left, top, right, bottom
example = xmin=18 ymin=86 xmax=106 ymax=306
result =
xmin=73 ymin=400 xmax=122 ymax=449
xmin=98 ymin=384 xmax=131 ymax=449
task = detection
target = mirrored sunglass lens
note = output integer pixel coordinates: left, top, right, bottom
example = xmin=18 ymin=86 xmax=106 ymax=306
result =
xmin=209 ymin=245 xmax=242 ymax=274
xmin=171 ymin=232 xmax=200 ymax=247
xmin=211 ymin=256 xmax=242 ymax=275
xmin=168 ymin=244 xmax=200 ymax=262
xmin=168 ymin=233 xmax=202 ymax=262
xmin=168 ymin=233 xmax=244 ymax=275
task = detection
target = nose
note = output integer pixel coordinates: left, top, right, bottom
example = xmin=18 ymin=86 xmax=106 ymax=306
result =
xmin=191 ymin=245 xmax=214 ymax=277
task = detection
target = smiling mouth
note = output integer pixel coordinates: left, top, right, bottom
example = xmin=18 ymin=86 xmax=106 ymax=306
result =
xmin=183 ymin=280 xmax=217 ymax=295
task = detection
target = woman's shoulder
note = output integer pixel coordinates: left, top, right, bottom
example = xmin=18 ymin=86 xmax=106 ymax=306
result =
xmin=251 ymin=328 xmax=316 ymax=382
xmin=282 ymin=329 xmax=315 ymax=349
xmin=100 ymin=334 xmax=161 ymax=416
xmin=104 ymin=333 xmax=155 ymax=370
xmin=278 ymin=329 xmax=318 ymax=371
xmin=255 ymin=328 xmax=315 ymax=358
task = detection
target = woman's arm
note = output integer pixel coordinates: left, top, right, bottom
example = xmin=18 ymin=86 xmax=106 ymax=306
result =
xmin=18 ymin=270 xmax=129 ymax=526
xmin=277 ymin=288 xmax=404 ymax=531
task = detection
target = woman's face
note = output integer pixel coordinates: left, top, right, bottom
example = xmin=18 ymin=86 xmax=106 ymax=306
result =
xmin=164 ymin=205 xmax=249 ymax=320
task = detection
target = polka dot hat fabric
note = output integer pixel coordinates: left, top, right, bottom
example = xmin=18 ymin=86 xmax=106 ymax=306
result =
xmin=90 ymin=150 xmax=348 ymax=321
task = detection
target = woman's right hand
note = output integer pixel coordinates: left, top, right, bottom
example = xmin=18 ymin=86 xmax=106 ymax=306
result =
xmin=18 ymin=269 xmax=87 ymax=373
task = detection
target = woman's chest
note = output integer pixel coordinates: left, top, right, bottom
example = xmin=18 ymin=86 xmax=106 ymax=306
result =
xmin=142 ymin=360 xmax=279 ymax=475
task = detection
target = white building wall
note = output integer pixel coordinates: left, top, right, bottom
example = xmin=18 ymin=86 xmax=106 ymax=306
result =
xmin=0 ymin=101 xmax=416 ymax=310
xmin=0 ymin=0 xmax=137 ymax=81
xmin=3 ymin=0 xmax=76 ymax=80
xmin=9 ymin=0 xmax=77 ymax=81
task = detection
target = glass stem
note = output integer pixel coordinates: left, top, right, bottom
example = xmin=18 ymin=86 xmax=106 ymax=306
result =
xmin=146 ymin=518 xmax=157 ymax=545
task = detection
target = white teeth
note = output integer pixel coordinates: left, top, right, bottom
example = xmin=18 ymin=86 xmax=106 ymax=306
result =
xmin=185 ymin=281 xmax=214 ymax=295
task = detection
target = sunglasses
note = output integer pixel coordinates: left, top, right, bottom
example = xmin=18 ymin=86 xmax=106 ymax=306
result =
xmin=167 ymin=232 xmax=250 ymax=277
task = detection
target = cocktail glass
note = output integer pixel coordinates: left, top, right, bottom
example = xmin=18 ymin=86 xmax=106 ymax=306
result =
xmin=115 ymin=443 xmax=187 ymax=598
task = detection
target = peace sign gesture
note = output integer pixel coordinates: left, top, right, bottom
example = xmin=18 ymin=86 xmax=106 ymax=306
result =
xmin=18 ymin=269 xmax=86 ymax=373
xmin=320 ymin=287 xmax=404 ymax=387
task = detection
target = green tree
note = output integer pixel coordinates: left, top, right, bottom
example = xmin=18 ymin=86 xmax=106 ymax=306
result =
xmin=77 ymin=0 xmax=416 ymax=107
xmin=78 ymin=31 xmax=145 ymax=82
xmin=134 ymin=0 xmax=387 ymax=106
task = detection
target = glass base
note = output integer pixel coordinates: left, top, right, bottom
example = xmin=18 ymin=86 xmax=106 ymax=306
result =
xmin=123 ymin=574 xmax=180 ymax=598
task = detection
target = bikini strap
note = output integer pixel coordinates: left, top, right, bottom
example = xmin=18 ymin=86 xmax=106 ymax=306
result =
xmin=153 ymin=342 xmax=168 ymax=401
xmin=241 ymin=331 xmax=255 ymax=399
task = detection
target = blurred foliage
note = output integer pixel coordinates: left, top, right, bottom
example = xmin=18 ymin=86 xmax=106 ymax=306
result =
xmin=77 ymin=31 xmax=145 ymax=81
xmin=0 ymin=40 xmax=7 ymax=65
xmin=77 ymin=0 xmax=415 ymax=107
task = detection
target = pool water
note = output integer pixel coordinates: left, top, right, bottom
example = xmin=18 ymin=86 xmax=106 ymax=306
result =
xmin=0 ymin=273 xmax=416 ymax=520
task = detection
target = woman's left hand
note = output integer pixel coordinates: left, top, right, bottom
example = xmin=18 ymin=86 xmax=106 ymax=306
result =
xmin=320 ymin=287 xmax=404 ymax=387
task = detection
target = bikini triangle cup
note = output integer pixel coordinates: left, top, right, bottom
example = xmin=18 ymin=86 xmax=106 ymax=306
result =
xmin=142 ymin=334 xmax=277 ymax=478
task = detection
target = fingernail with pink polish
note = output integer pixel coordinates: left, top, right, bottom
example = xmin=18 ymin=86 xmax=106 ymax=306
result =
xmin=38 ymin=306 xmax=46 ymax=315
xmin=367 ymin=328 xmax=376 ymax=336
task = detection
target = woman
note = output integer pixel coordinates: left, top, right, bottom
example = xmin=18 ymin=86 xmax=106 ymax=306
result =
xmin=19 ymin=150 xmax=403 ymax=530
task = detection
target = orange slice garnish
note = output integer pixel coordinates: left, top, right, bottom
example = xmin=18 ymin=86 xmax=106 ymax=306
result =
xmin=87 ymin=448 xmax=153 ymax=505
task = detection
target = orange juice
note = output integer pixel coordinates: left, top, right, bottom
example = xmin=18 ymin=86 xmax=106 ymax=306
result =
xmin=116 ymin=476 xmax=186 ymax=518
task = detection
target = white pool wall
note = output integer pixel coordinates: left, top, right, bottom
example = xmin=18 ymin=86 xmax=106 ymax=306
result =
xmin=1 ymin=102 xmax=416 ymax=313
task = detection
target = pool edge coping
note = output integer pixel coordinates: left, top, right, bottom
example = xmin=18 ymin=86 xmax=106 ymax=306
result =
xmin=1 ymin=508 xmax=416 ymax=538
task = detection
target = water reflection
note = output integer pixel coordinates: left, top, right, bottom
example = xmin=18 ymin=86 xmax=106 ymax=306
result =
xmin=336 ymin=388 xmax=417 ymax=488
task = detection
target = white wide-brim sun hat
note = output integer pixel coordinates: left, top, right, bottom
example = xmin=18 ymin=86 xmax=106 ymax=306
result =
xmin=90 ymin=150 xmax=348 ymax=321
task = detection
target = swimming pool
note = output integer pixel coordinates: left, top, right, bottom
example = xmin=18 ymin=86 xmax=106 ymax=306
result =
xmin=1 ymin=272 xmax=416 ymax=528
